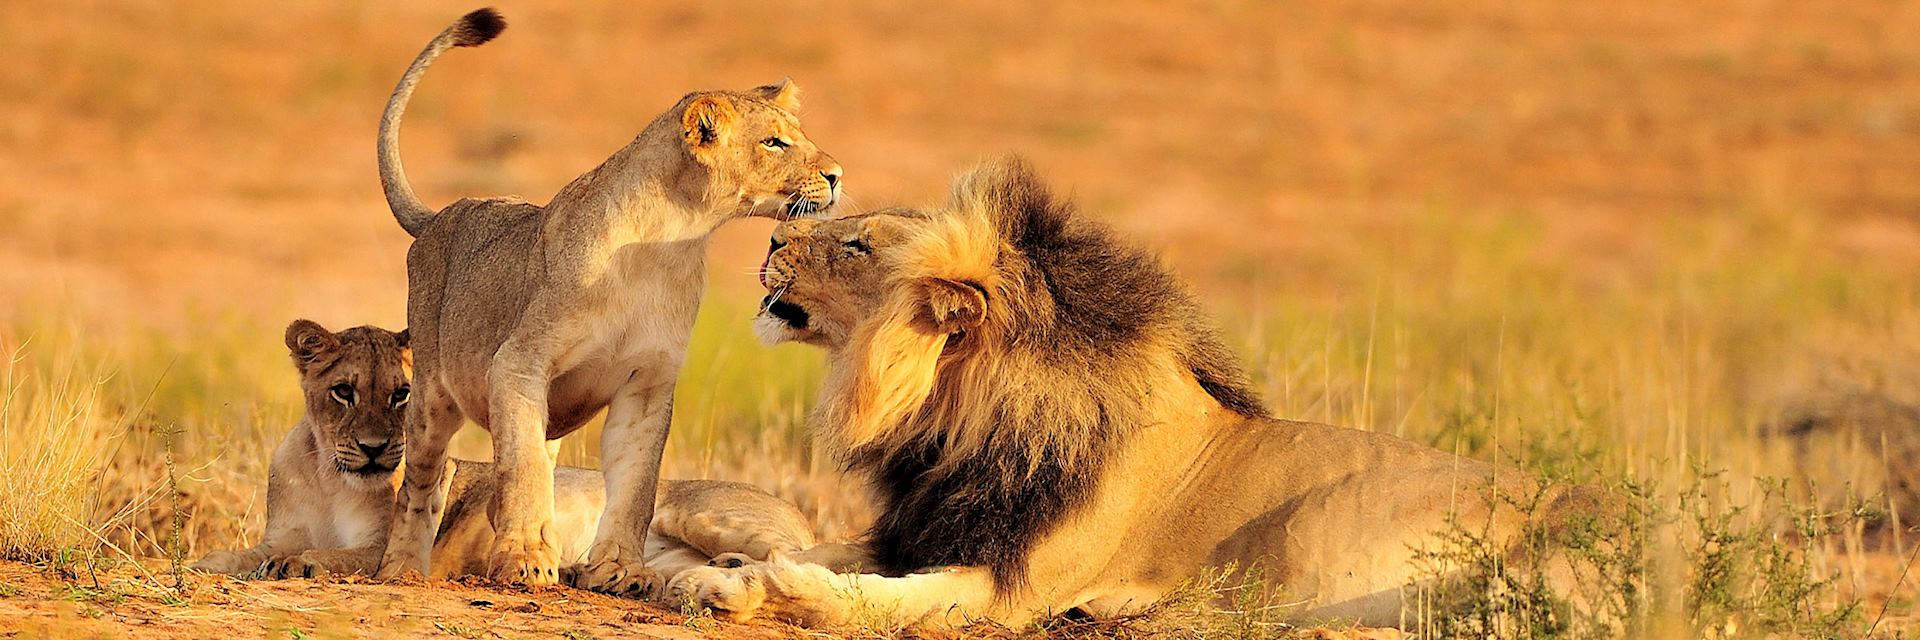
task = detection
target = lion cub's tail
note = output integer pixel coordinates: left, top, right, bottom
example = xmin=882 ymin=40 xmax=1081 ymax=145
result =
xmin=377 ymin=8 xmax=506 ymax=238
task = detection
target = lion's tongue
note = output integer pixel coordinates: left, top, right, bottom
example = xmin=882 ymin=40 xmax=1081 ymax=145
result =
xmin=758 ymin=253 xmax=772 ymax=289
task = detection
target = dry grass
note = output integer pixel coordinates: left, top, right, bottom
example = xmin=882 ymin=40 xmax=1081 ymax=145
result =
xmin=2 ymin=0 xmax=1919 ymax=637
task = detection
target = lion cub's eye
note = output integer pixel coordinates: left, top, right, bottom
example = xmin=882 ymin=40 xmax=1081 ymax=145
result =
xmin=391 ymin=387 xmax=411 ymax=409
xmin=843 ymin=238 xmax=871 ymax=255
xmin=760 ymin=137 xmax=790 ymax=151
xmin=329 ymin=383 xmax=356 ymax=406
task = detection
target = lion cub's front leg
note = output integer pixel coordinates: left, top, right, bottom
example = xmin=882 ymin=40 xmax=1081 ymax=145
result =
xmin=569 ymin=375 xmax=676 ymax=597
xmin=478 ymin=321 xmax=575 ymax=586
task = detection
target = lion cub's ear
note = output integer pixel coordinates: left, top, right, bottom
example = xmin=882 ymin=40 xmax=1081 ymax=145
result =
xmin=681 ymin=94 xmax=739 ymax=151
xmin=914 ymin=278 xmax=987 ymax=334
xmin=392 ymin=328 xmax=411 ymax=349
xmin=285 ymin=319 xmax=339 ymax=370
xmin=753 ymin=78 xmax=801 ymax=112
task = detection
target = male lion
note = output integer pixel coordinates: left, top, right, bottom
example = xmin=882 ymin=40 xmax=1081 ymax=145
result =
xmin=669 ymin=160 xmax=1610 ymax=628
xmin=194 ymin=320 xmax=826 ymax=586
xmin=371 ymin=9 xmax=843 ymax=594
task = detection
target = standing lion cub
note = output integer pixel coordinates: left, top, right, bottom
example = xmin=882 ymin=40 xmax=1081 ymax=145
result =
xmin=370 ymin=8 xmax=843 ymax=595
xmin=193 ymin=320 xmax=826 ymax=586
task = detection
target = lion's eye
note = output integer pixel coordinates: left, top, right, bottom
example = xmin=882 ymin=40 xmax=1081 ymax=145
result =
xmin=391 ymin=387 xmax=410 ymax=408
xmin=330 ymin=383 xmax=356 ymax=406
xmin=843 ymin=238 xmax=871 ymax=255
xmin=761 ymin=137 xmax=789 ymax=151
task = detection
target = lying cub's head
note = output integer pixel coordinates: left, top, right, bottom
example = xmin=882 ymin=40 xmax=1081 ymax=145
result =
xmin=673 ymin=80 xmax=843 ymax=221
xmin=284 ymin=320 xmax=411 ymax=477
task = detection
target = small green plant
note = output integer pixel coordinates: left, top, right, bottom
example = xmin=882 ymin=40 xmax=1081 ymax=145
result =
xmin=1407 ymin=471 xmax=1869 ymax=639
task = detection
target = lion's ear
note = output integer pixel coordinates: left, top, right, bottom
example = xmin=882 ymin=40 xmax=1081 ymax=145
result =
xmin=681 ymin=94 xmax=739 ymax=151
xmin=285 ymin=319 xmax=339 ymax=369
xmin=393 ymin=328 xmax=411 ymax=349
xmin=753 ymin=78 xmax=801 ymax=111
xmin=915 ymin=278 xmax=986 ymax=334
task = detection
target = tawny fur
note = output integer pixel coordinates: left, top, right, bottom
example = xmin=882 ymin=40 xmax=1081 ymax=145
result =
xmin=192 ymin=321 xmax=827 ymax=595
xmin=670 ymin=159 xmax=1614 ymax=629
xmin=370 ymin=8 xmax=842 ymax=594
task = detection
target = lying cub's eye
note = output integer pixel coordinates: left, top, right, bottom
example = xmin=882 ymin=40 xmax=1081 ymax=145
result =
xmin=843 ymin=238 xmax=871 ymax=255
xmin=390 ymin=386 xmax=411 ymax=409
xmin=330 ymin=383 xmax=356 ymax=406
xmin=760 ymin=137 xmax=790 ymax=150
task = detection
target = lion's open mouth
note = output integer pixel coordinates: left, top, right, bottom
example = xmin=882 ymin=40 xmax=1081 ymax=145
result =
xmin=761 ymin=295 xmax=810 ymax=329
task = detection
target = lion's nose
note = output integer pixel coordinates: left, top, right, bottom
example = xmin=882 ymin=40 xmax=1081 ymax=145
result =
xmin=821 ymin=165 xmax=842 ymax=192
xmin=358 ymin=440 xmax=392 ymax=459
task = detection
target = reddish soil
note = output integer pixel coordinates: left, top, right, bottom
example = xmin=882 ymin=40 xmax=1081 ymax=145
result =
xmin=0 ymin=561 xmax=782 ymax=640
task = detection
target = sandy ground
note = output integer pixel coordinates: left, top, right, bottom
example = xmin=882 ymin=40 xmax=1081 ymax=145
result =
xmin=0 ymin=559 xmax=1432 ymax=640
xmin=0 ymin=561 xmax=785 ymax=640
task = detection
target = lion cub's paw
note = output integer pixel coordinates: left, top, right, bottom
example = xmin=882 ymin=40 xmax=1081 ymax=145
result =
xmin=570 ymin=542 xmax=663 ymax=599
xmin=259 ymin=549 xmax=330 ymax=576
xmin=190 ymin=550 xmax=257 ymax=576
xmin=488 ymin=538 xmax=562 ymax=586
xmin=667 ymin=565 xmax=768 ymax=622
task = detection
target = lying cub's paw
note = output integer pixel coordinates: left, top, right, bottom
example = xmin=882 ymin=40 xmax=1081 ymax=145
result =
xmin=707 ymin=552 xmax=755 ymax=569
xmin=667 ymin=565 xmax=768 ymax=622
xmin=190 ymin=550 xmax=257 ymax=576
xmin=261 ymin=553 xmax=330 ymax=580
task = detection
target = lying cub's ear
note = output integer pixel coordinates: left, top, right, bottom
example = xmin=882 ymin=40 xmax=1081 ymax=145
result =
xmin=392 ymin=328 xmax=410 ymax=349
xmin=914 ymin=278 xmax=987 ymax=334
xmin=285 ymin=319 xmax=339 ymax=369
xmin=681 ymin=94 xmax=739 ymax=151
xmin=753 ymin=78 xmax=801 ymax=111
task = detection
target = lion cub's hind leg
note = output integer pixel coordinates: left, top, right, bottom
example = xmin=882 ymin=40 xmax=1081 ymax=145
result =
xmin=377 ymin=379 xmax=465 ymax=579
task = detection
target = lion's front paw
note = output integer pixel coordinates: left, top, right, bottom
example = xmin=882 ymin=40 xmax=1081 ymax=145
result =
xmin=667 ymin=565 xmax=769 ymax=622
xmin=488 ymin=537 xmax=562 ymax=586
xmin=569 ymin=541 xmax=662 ymax=599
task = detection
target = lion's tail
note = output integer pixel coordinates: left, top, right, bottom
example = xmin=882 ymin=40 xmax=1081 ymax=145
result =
xmin=378 ymin=8 xmax=505 ymax=238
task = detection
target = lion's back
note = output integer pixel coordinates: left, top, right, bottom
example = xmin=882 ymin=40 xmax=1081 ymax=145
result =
xmin=405 ymin=197 xmax=544 ymax=376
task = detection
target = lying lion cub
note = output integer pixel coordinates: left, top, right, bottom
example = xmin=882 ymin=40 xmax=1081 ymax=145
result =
xmin=193 ymin=320 xmax=823 ymax=583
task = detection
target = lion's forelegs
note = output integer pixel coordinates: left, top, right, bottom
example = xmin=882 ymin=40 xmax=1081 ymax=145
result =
xmin=484 ymin=332 xmax=565 ymax=586
xmin=376 ymin=385 xmax=461 ymax=579
xmin=571 ymin=376 xmax=675 ymax=598
xmin=671 ymin=556 xmax=1008 ymax=628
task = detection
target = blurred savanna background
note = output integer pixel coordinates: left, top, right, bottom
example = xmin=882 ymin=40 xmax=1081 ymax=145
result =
xmin=3 ymin=0 xmax=1919 ymax=637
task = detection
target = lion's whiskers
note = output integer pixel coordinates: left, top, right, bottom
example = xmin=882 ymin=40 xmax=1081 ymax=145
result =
xmin=762 ymin=285 xmax=792 ymax=311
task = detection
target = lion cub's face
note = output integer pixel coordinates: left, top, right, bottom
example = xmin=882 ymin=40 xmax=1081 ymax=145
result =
xmin=756 ymin=210 xmax=922 ymax=347
xmin=285 ymin=320 xmax=411 ymax=477
xmin=680 ymin=81 xmax=843 ymax=222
